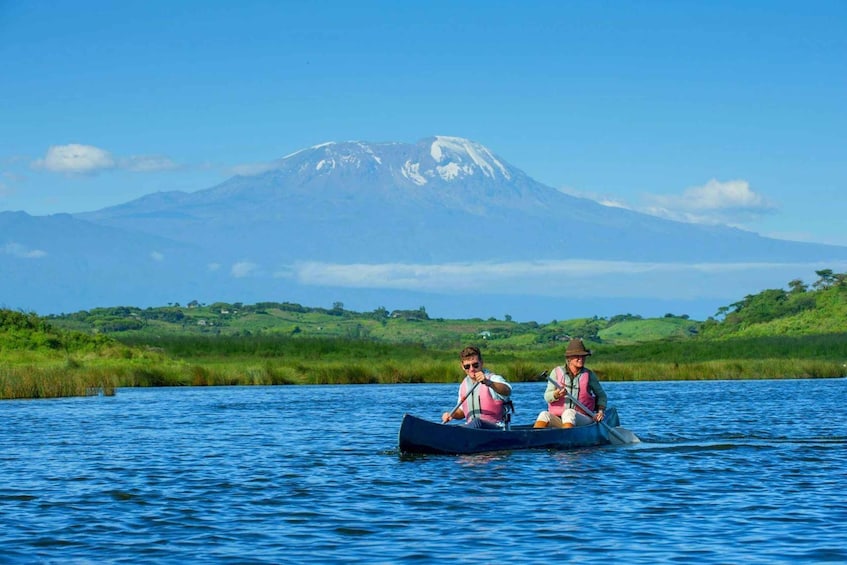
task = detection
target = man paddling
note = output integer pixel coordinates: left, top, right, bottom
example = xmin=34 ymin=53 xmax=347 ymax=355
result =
xmin=533 ymin=338 xmax=607 ymax=429
xmin=442 ymin=346 xmax=513 ymax=429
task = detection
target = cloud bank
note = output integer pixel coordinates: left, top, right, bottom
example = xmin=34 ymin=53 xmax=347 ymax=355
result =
xmin=231 ymin=261 xmax=258 ymax=278
xmin=643 ymin=179 xmax=777 ymax=225
xmin=2 ymin=242 xmax=47 ymax=258
xmin=562 ymin=179 xmax=778 ymax=228
xmin=278 ymin=259 xmax=847 ymax=302
xmin=32 ymin=144 xmax=178 ymax=174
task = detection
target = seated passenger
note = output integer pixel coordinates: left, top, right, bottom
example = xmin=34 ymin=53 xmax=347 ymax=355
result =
xmin=534 ymin=339 xmax=607 ymax=428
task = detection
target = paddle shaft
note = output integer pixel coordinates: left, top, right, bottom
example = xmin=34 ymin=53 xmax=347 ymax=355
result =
xmin=545 ymin=375 xmax=628 ymax=444
xmin=445 ymin=380 xmax=480 ymax=422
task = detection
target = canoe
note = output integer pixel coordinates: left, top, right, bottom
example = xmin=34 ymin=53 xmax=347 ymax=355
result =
xmin=398 ymin=406 xmax=622 ymax=455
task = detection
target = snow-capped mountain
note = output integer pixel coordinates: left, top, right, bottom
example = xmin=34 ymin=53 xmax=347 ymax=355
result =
xmin=4 ymin=136 xmax=847 ymax=319
xmin=84 ymin=136 xmax=552 ymax=219
xmin=78 ymin=135 xmax=828 ymax=264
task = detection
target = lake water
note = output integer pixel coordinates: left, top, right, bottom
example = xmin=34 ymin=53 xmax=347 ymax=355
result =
xmin=2 ymin=378 xmax=846 ymax=563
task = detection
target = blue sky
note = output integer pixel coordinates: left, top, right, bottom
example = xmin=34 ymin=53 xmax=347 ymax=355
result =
xmin=2 ymin=0 xmax=845 ymax=247
xmin=1 ymin=1 xmax=845 ymax=258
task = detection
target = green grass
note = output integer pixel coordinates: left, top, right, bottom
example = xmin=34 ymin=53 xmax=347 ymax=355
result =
xmin=0 ymin=363 xmax=118 ymax=399
xmin=3 ymin=333 xmax=846 ymax=400
xmin=598 ymin=317 xmax=699 ymax=344
xmin=5 ymin=276 xmax=847 ymax=399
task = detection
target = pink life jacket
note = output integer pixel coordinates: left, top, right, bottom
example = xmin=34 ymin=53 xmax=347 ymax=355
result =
xmin=548 ymin=366 xmax=596 ymax=417
xmin=459 ymin=373 xmax=506 ymax=424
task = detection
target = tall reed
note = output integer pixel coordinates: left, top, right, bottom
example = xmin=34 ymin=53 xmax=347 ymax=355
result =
xmin=0 ymin=365 xmax=117 ymax=399
xmin=4 ymin=341 xmax=845 ymax=400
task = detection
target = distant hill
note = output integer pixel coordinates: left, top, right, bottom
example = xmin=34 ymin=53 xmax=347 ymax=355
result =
xmin=42 ymin=271 xmax=847 ymax=348
xmin=46 ymin=301 xmax=699 ymax=348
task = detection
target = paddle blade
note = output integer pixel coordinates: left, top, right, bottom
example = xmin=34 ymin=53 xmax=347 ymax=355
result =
xmin=608 ymin=426 xmax=640 ymax=445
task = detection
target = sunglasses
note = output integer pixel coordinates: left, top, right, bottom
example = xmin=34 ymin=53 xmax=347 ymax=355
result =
xmin=462 ymin=362 xmax=481 ymax=370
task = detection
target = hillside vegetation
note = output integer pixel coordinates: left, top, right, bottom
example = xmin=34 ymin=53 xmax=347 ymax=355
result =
xmin=699 ymin=269 xmax=847 ymax=338
xmin=44 ymin=269 xmax=847 ymax=347
xmin=47 ymin=301 xmax=700 ymax=348
xmin=0 ymin=310 xmax=138 ymax=398
xmin=3 ymin=269 xmax=846 ymax=399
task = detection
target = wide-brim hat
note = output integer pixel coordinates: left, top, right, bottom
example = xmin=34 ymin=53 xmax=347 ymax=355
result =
xmin=565 ymin=338 xmax=592 ymax=357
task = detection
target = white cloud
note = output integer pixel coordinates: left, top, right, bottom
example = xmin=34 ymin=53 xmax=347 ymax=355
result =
xmin=32 ymin=144 xmax=181 ymax=175
xmin=231 ymin=261 xmax=258 ymax=278
xmin=643 ymin=179 xmax=777 ymax=225
xmin=3 ymin=242 xmax=47 ymax=258
xmin=562 ymin=179 xmax=777 ymax=227
xmin=280 ymin=259 xmax=847 ymax=301
xmin=681 ymin=179 xmax=771 ymax=210
xmin=150 ymin=251 xmax=164 ymax=261
xmin=33 ymin=144 xmax=115 ymax=174
xmin=120 ymin=155 xmax=180 ymax=172
xmin=207 ymin=262 xmax=221 ymax=271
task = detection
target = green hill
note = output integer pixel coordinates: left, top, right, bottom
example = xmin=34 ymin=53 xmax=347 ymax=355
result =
xmin=699 ymin=270 xmax=847 ymax=338
xmin=599 ymin=316 xmax=699 ymax=344
xmin=46 ymin=302 xmax=701 ymax=348
xmin=4 ymin=269 xmax=847 ymax=400
xmin=40 ymin=268 xmax=847 ymax=346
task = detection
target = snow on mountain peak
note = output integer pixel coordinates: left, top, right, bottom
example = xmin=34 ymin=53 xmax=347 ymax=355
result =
xmin=401 ymin=160 xmax=427 ymax=186
xmin=280 ymin=141 xmax=336 ymax=161
xmin=430 ymin=136 xmax=512 ymax=181
xmin=272 ymin=136 xmax=513 ymax=187
xmin=281 ymin=140 xmax=391 ymax=175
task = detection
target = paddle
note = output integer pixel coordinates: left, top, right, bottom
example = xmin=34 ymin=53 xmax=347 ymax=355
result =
xmin=442 ymin=380 xmax=480 ymax=424
xmin=545 ymin=375 xmax=640 ymax=445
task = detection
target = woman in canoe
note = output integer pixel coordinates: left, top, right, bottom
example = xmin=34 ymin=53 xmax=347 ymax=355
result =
xmin=533 ymin=338 xmax=607 ymax=429
xmin=441 ymin=346 xmax=513 ymax=429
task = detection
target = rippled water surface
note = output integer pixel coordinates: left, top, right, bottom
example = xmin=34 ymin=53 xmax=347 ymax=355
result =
xmin=2 ymin=379 xmax=846 ymax=563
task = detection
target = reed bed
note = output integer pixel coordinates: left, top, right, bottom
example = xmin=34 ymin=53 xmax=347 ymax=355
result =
xmin=592 ymin=359 xmax=846 ymax=381
xmin=0 ymin=364 xmax=117 ymax=399
xmin=3 ymin=333 xmax=846 ymax=399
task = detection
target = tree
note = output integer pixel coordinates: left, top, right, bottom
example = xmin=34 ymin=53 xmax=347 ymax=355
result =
xmin=371 ymin=306 xmax=389 ymax=320
xmin=813 ymin=269 xmax=835 ymax=289
xmin=787 ymin=279 xmax=808 ymax=294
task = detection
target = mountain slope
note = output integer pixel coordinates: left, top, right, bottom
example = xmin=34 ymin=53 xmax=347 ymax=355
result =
xmin=4 ymin=136 xmax=847 ymax=318
xmin=0 ymin=211 xmax=206 ymax=313
xmin=77 ymin=136 xmax=846 ymax=264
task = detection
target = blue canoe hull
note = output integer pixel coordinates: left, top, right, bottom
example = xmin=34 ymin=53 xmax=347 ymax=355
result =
xmin=398 ymin=407 xmax=621 ymax=455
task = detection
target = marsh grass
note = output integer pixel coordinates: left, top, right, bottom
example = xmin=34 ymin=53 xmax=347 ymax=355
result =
xmin=0 ymin=364 xmax=117 ymax=399
xmin=3 ymin=355 xmax=843 ymax=400
xmin=592 ymin=358 xmax=845 ymax=381
xmin=3 ymin=333 xmax=845 ymax=400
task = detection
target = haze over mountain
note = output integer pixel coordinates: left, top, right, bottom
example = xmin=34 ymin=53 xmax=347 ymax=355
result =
xmin=4 ymin=136 xmax=847 ymax=321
